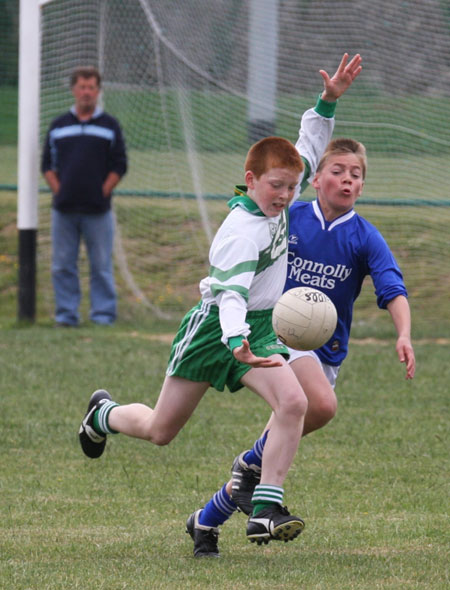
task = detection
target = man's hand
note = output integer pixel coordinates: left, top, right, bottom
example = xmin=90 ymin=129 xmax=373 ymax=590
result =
xmin=102 ymin=171 xmax=121 ymax=198
xmin=43 ymin=170 xmax=61 ymax=195
xmin=320 ymin=53 xmax=362 ymax=102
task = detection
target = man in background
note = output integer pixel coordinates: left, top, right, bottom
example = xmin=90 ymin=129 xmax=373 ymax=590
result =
xmin=42 ymin=66 xmax=127 ymax=327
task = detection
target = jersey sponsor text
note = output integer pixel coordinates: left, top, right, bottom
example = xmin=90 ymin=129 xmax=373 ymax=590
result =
xmin=287 ymin=252 xmax=352 ymax=290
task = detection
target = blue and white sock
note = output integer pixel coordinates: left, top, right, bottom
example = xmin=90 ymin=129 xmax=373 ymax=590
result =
xmin=198 ymin=484 xmax=237 ymax=527
xmin=243 ymin=430 xmax=269 ymax=469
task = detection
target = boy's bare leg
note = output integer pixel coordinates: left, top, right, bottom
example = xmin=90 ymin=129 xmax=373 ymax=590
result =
xmin=240 ymin=357 xmax=307 ymax=486
xmin=234 ymin=356 xmax=307 ymax=542
xmin=105 ymin=376 xmax=210 ymax=445
xmin=292 ymin=356 xmax=337 ymax=435
xmin=226 ymin=357 xmax=336 ymax=498
xmin=186 ymin=357 xmax=311 ymax=548
xmin=248 ymin=356 xmax=336 ymax=439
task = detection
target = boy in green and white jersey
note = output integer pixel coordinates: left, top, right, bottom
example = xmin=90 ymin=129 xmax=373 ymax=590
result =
xmin=78 ymin=54 xmax=362 ymax=548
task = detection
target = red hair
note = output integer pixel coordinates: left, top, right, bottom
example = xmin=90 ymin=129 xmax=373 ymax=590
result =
xmin=245 ymin=136 xmax=303 ymax=178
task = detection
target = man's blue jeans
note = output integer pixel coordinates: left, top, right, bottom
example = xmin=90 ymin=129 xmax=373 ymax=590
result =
xmin=51 ymin=209 xmax=116 ymax=325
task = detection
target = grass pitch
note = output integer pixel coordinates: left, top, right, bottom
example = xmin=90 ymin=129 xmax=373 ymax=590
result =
xmin=0 ymin=324 xmax=448 ymax=589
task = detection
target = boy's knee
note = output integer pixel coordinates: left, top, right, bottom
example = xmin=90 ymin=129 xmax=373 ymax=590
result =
xmin=321 ymin=396 xmax=337 ymax=422
xmin=280 ymin=388 xmax=308 ymax=419
xmin=310 ymin=395 xmax=337 ymax=426
xmin=146 ymin=433 xmax=171 ymax=446
xmin=145 ymin=427 xmax=176 ymax=446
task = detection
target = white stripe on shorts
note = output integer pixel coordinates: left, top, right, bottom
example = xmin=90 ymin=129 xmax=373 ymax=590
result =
xmin=166 ymin=301 xmax=211 ymax=375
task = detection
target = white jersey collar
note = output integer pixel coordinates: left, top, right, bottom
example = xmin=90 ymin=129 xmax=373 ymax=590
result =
xmin=312 ymin=199 xmax=355 ymax=231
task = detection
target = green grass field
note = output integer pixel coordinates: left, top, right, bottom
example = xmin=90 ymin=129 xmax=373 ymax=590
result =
xmin=1 ymin=183 xmax=449 ymax=589
xmin=0 ymin=89 xmax=449 ymax=587
xmin=0 ymin=324 xmax=448 ymax=589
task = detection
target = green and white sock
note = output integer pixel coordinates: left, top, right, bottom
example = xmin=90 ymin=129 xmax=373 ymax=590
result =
xmin=251 ymin=484 xmax=284 ymax=515
xmin=93 ymin=400 xmax=119 ymax=435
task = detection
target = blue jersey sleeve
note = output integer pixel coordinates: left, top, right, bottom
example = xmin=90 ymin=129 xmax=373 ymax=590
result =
xmin=365 ymin=229 xmax=408 ymax=309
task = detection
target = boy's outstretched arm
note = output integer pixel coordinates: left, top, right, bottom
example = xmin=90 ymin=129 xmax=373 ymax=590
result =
xmin=387 ymin=295 xmax=416 ymax=379
xmin=320 ymin=53 xmax=362 ymax=102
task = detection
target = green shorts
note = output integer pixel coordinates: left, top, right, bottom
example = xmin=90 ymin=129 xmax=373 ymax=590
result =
xmin=166 ymin=301 xmax=289 ymax=392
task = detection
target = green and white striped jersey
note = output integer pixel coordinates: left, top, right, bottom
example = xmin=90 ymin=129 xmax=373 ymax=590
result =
xmin=200 ymin=193 xmax=288 ymax=344
xmin=199 ymin=99 xmax=336 ymax=346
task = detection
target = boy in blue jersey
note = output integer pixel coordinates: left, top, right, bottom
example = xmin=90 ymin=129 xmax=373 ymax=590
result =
xmin=186 ymin=137 xmax=416 ymax=557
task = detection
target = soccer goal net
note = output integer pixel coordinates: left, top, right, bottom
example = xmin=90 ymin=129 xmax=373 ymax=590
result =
xmin=37 ymin=0 xmax=450 ymax=334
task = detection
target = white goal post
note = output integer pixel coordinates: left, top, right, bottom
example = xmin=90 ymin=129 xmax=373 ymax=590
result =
xmin=16 ymin=0 xmax=44 ymax=320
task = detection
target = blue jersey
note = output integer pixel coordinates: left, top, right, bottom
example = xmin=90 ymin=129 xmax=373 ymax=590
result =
xmin=286 ymin=200 xmax=407 ymax=365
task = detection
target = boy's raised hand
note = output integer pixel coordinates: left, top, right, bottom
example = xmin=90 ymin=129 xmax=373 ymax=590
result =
xmin=320 ymin=53 xmax=362 ymax=102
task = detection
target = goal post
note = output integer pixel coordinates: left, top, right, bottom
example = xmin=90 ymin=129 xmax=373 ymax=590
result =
xmin=247 ymin=0 xmax=278 ymax=142
xmin=17 ymin=0 xmax=42 ymax=321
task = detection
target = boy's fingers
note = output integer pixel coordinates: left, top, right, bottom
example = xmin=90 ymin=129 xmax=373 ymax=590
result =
xmin=319 ymin=69 xmax=330 ymax=84
xmin=337 ymin=52 xmax=349 ymax=72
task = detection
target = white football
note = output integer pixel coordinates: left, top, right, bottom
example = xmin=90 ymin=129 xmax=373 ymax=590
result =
xmin=272 ymin=287 xmax=337 ymax=351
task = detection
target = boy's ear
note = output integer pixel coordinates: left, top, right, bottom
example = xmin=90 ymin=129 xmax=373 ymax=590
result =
xmin=311 ymin=173 xmax=320 ymax=190
xmin=356 ymin=180 xmax=365 ymax=197
xmin=245 ymin=169 xmax=255 ymax=189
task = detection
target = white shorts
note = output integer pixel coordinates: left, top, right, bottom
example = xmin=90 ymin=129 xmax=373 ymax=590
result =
xmin=287 ymin=347 xmax=340 ymax=389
